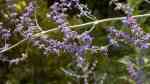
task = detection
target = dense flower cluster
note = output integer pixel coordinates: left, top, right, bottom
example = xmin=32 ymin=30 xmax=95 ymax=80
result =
xmin=122 ymin=16 xmax=150 ymax=49
xmin=108 ymin=10 xmax=150 ymax=49
xmin=49 ymin=0 xmax=77 ymax=39
xmin=108 ymin=2 xmax=147 ymax=84
xmin=15 ymin=1 xmax=37 ymax=38
xmin=47 ymin=0 xmax=100 ymax=83
xmin=32 ymin=36 xmax=64 ymax=55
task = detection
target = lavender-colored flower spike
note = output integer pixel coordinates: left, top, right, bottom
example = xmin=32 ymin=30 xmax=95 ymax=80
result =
xmin=108 ymin=2 xmax=146 ymax=84
xmin=48 ymin=1 xmax=99 ymax=84
xmin=49 ymin=1 xmax=74 ymax=39
xmin=107 ymin=27 xmax=132 ymax=44
xmin=122 ymin=15 xmax=150 ymax=49
xmin=80 ymin=32 xmax=93 ymax=48
xmin=49 ymin=0 xmax=91 ymax=39
xmin=1 ymin=29 xmax=11 ymax=40
xmin=21 ymin=2 xmax=36 ymax=19
xmin=108 ymin=17 xmax=150 ymax=49
xmin=120 ymin=3 xmax=150 ymax=49
xmin=128 ymin=62 xmax=143 ymax=84
xmin=32 ymin=36 xmax=64 ymax=55
xmin=15 ymin=1 xmax=37 ymax=39
xmin=0 ymin=23 xmax=11 ymax=40
xmin=122 ymin=16 xmax=144 ymax=37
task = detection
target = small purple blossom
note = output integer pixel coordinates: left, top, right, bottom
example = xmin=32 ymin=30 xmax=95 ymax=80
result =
xmin=107 ymin=27 xmax=131 ymax=44
xmin=0 ymin=28 xmax=11 ymax=40
xmin=21 ymin=2 xmax=36 ymax=18
xmin=80 ymin=32 xmax=93 ymax=44
xmin=14 ymin=1 xmax=37 ymax=39
xmin=108 ymin=16 xmax=150 ymax=49
xmin=122 ymin=16 xmax=150 ymax=49
xmin=122 ymin=16 xmax=144 ymax=37
xmin=128 ymin=62 xmax=143 ymax=84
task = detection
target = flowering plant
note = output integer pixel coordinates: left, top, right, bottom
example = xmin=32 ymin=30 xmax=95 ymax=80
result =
xmin=0 ymin=0 xmax=150 ymax=84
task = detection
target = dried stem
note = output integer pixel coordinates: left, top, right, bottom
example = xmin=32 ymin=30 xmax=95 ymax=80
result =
xmin=1 ymin=13 xmax=150 ymax=53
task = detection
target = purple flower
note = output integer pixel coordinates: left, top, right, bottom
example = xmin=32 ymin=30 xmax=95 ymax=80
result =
xmin=81 ymin=33 xmax=93 ymax=43
xmin=122 ymin=16 xmax=144 ymax=37
xmin=49 ymin=0 xmax=90 ymax=39
xmin=32 ymin=37 xmax=63 ymax=54
xmin=22 ymin=2 xmax=35 ymax=18
xmin=107 ymin=27 xmax=130 ymax=43
xmin=80 ymin=32 xmax=93 ymax=48
xmin=50 ymin=2 xmax=72 ymax=38
xmin=14 ymin=1 xmax=37 ymax=39
xmin=108 ymin=15 xmax=150 ymax=49
xmin=0 ymin=29 xmax=11 ymax=40
xmin=122 ymin=16 xmax=150 ymax=49
xmin=139 ymin=43 xmax=149 ymax=49
xmin=127 ymin=62 xmax=143 ymax=84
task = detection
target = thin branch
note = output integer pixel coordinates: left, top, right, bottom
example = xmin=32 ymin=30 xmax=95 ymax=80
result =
xmin=0 ymin=39 xmax=26 ymax=53
xmin=34 ymin=10 xmax=43 ymax=31
xmin=1 ymin=13 xmax=150 ymax=53
xmin=34 ymin=13 xmax=150 ymax=37
xmin=86 ymin=23 xmax=96 ymax=33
